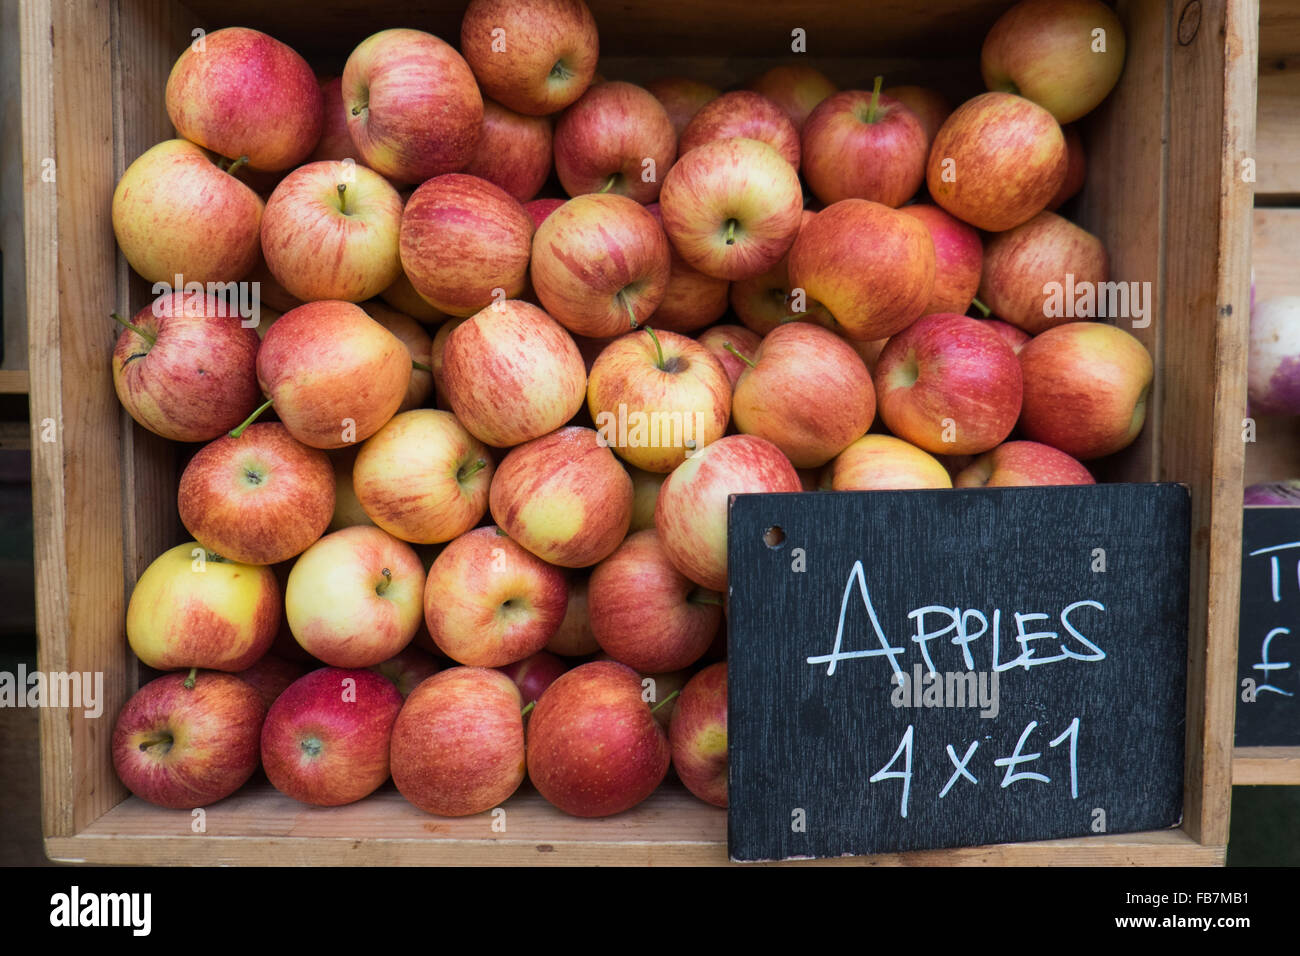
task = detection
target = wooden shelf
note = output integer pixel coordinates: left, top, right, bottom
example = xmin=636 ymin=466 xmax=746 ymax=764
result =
xmin=1233 ymin=747 xmax=1300 ymax=785
xmin=0 ymin=370 xmax=29 ymax=395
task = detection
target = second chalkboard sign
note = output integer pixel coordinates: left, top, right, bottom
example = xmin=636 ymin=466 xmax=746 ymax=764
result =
xmin=1236 ymin=507 xmax=1300 ymax=746
xmin=726 ymin=484 xmax=1190 ymax=862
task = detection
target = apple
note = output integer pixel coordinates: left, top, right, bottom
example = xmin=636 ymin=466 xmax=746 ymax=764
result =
xmin=830 ymin=434 xmax=953 ymax=490
xmin=126 ymin=542 xmax=280 ymax=672
xmin=588 ymin=529 xmax=722 ymax=673
xmin=748 ymin=64 xmax=837 ymax=132
xmin=642 ymin=667 xmax=692 ymax=728
xmin=645 ymin=76 xmax=721 ymax=137
xmin=955 ymin=440 xmax=1096 ymax=487
xmin=669 ymin=661 xmax=728 ymax=807
xmin=531 ymin=193 xmax=672 ymax=337
xmin=326 ymin=446 xmax=375 ymax=533
xmin=898 ymin=204 xmax=983 ymax=316
xmin=463 ymin=98 xmax=554 ymax=202
xmin=644 ymin=203 xmax=729 ymax=334
xmin=658 ymin=138 xmax=803 ymax=281
xmin=261 ymin=160 xmax=404 ymax=302
xmin=234 ymin=654 xmax=309 ymax=710
xmin=801 ymin=82 xmax=927 ymax=207
xmin=1049 ymin=124 xmax=1087 ymax=209
xmin=654 ymin=434 xmax=802 ymax=591
xmin=787 ymin=199 xmax=935 ymax=340
xmin=926 ymin=92 xmax=1067 ymax=233
xmin=497 ymin=650 xmax=569 ymax=705
xmin=553 ymin=81 xmax=677 ymax=203
xmin=460 ymin=0 xmax=599 ymax=116
xmin=178 ymin=423 xmax=334 ymax=566
xmin=399 ymin=174 xmax=534 ymax=317
xmin=381 ymin=268 xmax=446 ymax=324
xmin=442 ymin=300 xmax=587 ymax=446
xmin=874 ymin=313 xmax=1023 ymax=455
xmin=285 ymin=526 xmax=425 ymax=667
xmin=526 ymin=660 xmax=670 ymax=817
xmin=309 ymin=77 xmax=356 ymax=162
xmin=696 ymin=325 xmax=762 ymax=388
xmin=261 ymin=667 xmax=403 ymax=806
xmin=978 ymin=318 xmax=1033 ymax=354
xmin=360 ymin=302 xmax=434 ymax=412
xmin=524 ymin=197 xmax=567 ymax=230
xmin=112 ymin=139 xmax=263 ymax=284
xmin=547 ymin=574 xmax=599 ymax=656
xmin=729 ymin=210 xmax=839 ymax=336
xmin=731 ymin=322 xmax=876 ymax=468
xmin=342 ymin=28 xmax=483 ymax=184
xmin=430 ymin=316 xmax=468 ymax=408
xmin=423 ymin=527 xmax=568 ymax=666
xmin=352 ymin=409 xmax=493 ymax=544
xmin=1017 ymin=321 xmax=1153 ymax=459
xmin=979 ymin=211 xmax=1109 ymax=335
xmin=371 ymin=646 xmax=443 ymax=697
xmin=587 ymin=328 xmax=731 ymax=473
xmin=1249 ymin=298 xmax=1300 ymax=414
xmin=256 ymin=300 xmax=411 ymax=449
xmin=489 ymin=426 xmax=634 ymax=567
xmin=112 ymin=671 xmax=265 ymax=809
xmin=981 ymin=0 xmax=1127 ymax=123
xmin=882 ymin=85 xmax=953 ymax=146
xmin=679 ymin=90 xmax=801 ymax=171
xmin=112 ymin=291 xmax=260 ymax=443
xmin=390 ymin=666 xmax=527 ymax=816
xmin=244 ymin=256 xmax=303 ymax=314
xmin=166 ymin=27 xmax=322 ymax=172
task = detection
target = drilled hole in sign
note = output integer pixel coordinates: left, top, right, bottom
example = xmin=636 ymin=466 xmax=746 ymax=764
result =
xmin=763 ymin=526 xmax=786 ymax=549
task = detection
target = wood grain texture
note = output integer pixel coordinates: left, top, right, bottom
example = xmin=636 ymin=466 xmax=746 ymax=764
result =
xmin=1233 ymin=746 xmax=1300 ymax=783
xmin=43 ymin=781 xmax=1223 ymax=866
xmin=1260 ymin=0 xmax=1300 ymax=63
xmin=1 ymin=0 xmax=26 ymax=372
xmin=1255 ymin=59 xmax=1300 ymax=198
xmin=0 ymin=370 xmax=29 ymax=393
xmin=1252 ymin=208 xmax=1300 ymax=301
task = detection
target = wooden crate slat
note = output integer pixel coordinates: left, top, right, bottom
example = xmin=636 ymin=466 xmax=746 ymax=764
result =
xmin=1233 ymin=746 xmax=1300 ymax=784
xmin=1256 ymin=60 xmax=1300 ymax=198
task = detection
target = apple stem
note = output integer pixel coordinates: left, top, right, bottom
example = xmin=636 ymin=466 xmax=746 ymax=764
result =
xmin=337 ymin=183 xmax=348 ymax=214
xmin=110 ymin=312 xmax=157 ymax=347
xmin=225 ymin=155 xmax=249 ymax=177
xmin=866 ymin=75 xmax=884 ymax=124
xmin=651 ymin=689 xmax=680 ymax=714
xmin=970 ymin=296 xmax=992 ymax=317
xmin=520 ymin=701 xmax=536 ymax=718
xmin=644 ymin=325 xmax=666 ymax=370
xmin=724 ymin=218 xmax=737 ymax=246
xmin=375 ymin=567 xmax=392 ymax=595
xmin=458 ymin=457 xmax=488 ymax=482
xmin=618 ymin=290 xmax=639 ymax=329
xmin=691 ymin=590 xmax=724 ymax=607
xmin=412 ymin=359 xmax=433 ymax=373
xmin=723 ymin=341 xmax=757 ymax=370
xmin=599 ymin=174 xmax=618 ymax=194
xmin=183 ymin=667 xmax=198 ymax=690
xmin=229 ymin=397 xmax=273 ymax=438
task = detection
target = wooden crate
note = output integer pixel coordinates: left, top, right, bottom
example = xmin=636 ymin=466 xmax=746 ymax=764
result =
xmin=1235 ymin=0 xmax=1300 ymax=786
xmin=22 ymin=0 xmax=1255 ymax=865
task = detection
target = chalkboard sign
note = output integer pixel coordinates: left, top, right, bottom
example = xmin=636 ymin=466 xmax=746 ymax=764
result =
xmin=726 ymin=484 xmax=1190 ymax=862
xmin=1236 ymin=507 xmax=1300 ymax=746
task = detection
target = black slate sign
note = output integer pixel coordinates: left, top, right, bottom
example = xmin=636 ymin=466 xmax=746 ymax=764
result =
xmin=1236 ymin=507 xmax=1300 ymax=746
xmin=726 ymin=484 xmax=1190 ymax=862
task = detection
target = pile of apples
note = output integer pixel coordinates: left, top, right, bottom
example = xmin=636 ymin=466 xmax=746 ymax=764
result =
xmin=108 ymin=0 xmax=1153 ymax=821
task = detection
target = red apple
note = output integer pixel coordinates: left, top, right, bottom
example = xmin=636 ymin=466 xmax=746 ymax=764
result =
xmin=342 ymin=28 xmax=483 ymax=184
xmin=654 ymin=434 xmax=802 ymax=591
xmin=589 ymin=529 xmax=722 ymax=673
xmin=729 ymin=210 xmax=839 ymax=335
xmin=679 ymin=91 xmax=801 ymax=171
xmin=645 ymin=76 xmax=721 ymax=138
xmin=643 ymin=203 xmax=729 ymax=334
xmin=830 ymin=434 xmax=953 ymax=490
xmin=489 ymin=426 xmax=634 ymax=567
xmin=112 ymin=292 xmax=261 ymax=443
xmin=462 ymin=98 xmax=553 ymax=202
xmin=424 ymin=527 xmax=568 ymax=666
xmin=531 ymin=193 xmax=671 ymax=337
xmin=926 ymin=92 xmax=1067 ymax=232
xmin=748 ymin=65 xmax=838 ymax=132
xmin=553 ymin=81 xmax=677 ymax=203
xmin=352 ymin=409 xmax=493 ymax=544
xmin=261 ymin=160 xmax=404 ymax=302
xmin=732 ymin=322 xmax=876 ymax=468
xmin=381 ymin=268 xmax=446 ymax=324
xmin=442 ymin=300 xmax=587 ymax=447
xmin=166 ymin=27 xmax=322 ymax=171
xmin=309 ymin=76 xmax=356 ymax=162
xmin=882 ymin=85 xmax=953 ymax=147
xmin=371 ymin=646 xmax=443 ymax=697
xmin=659 ymin=137 xmax=803 ymax=281
xmin=955 ymin=440 xmax=1096 ymax=487
xmin=326 ymin=446 xmax=375 ymax=533
xmin=497 ymin=650 xmax=569 ymax=705
xmin=360 ymin=302 xmax=434 ymax=412
xmin=112 ymin=671 xmax=265 ymax=809
xmin=261 ymin=667 xmax=403 ymax=806
xmin=524 ymin=197 xmax=566 ymax=230
xmin=460 ymin=0 xmax=599 ymax=116
xmin=787 ymin=199 xmax=935 ymax=340
xmin=979 ymin=318 xmax=1033 ymax=354
xmin=547 ymin=574 xmax=599 ymax=656
xmin=285 ymin=526 xmax=425 ymax=667
xmin=670 ymin=661 xmax=728 ymax=807
xmin=430 ymin=316 xmax=467 ymax=409
xmin=898 ymin=204 xmax=984 ymax=316
xmin=1049 ymin=124 xmax=1087 ymax=209
xmin=978 ymin=210 xmax=1109 ymax=335
xmin=802 ymin=83 xmax=927 ymax=207
xmin=234 ymin=654 xmax=309 ymax=710
xmin=696 ymin=325 xmax=762 ymax=388
xmin=526 ymin=660 xmax=670 ymax=817
xmin=1017 ymin=321 xmax=1153 ymax=459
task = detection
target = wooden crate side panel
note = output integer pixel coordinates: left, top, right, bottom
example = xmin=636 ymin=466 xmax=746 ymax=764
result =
xmin=1260 ymin=0 xmax=1300 ymax=60
xmin=2 ymin=0 xmax=28 ymax=373
xmin=1164 ymin=0 xmax=1256 ymax=845
xmin=1233 ymin=746 xmax=1300 ymax=783
xmin=1256 ymin=59 xmax=1300 ymax=197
